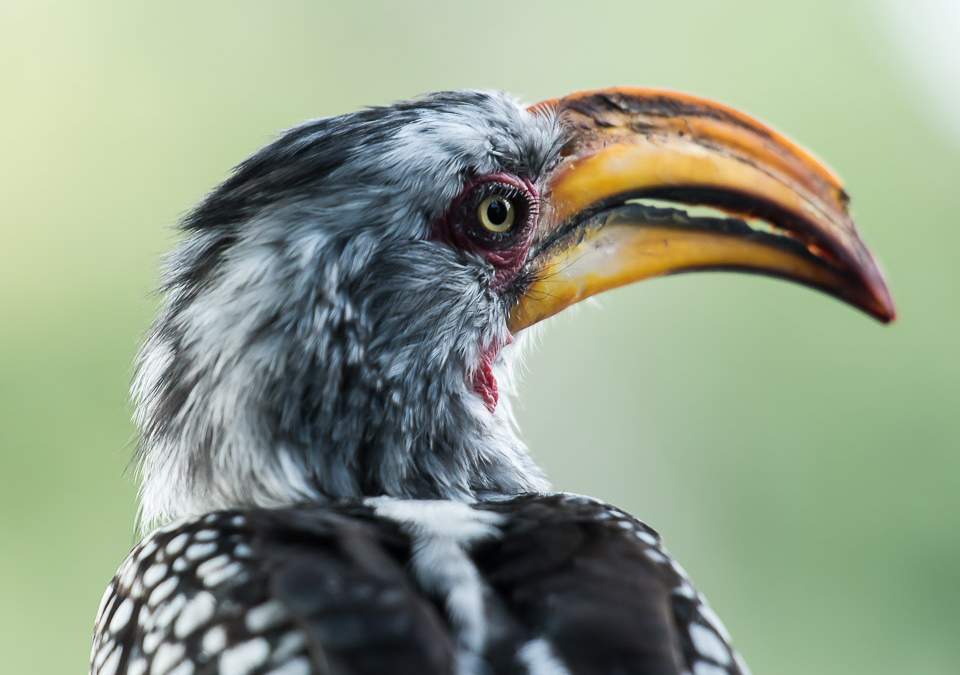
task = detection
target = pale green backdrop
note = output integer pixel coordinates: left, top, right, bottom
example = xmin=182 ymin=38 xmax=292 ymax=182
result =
xmin=2 ymin=1 xmax=957 ymax=673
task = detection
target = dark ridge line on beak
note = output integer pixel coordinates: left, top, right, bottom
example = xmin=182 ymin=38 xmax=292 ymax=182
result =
xmin=528 ymin=201 xmax=845 ymax=277
xmin=647 ymin=185 xmax=840 ymax=233
xmin=531 ymin=185 xmax=853 ymax=269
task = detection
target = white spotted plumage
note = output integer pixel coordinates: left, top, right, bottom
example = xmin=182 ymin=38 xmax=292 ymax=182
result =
xmin=92 ymin=496 xmax=749 ymax=674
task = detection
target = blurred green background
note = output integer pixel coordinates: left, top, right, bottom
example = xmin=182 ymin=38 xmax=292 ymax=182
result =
xmin=2 ymin=0 xmax=958 ymax=673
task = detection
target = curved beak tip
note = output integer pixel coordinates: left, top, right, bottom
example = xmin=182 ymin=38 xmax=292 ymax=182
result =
xmin=867 ymin=272 xmax=897 ymax=324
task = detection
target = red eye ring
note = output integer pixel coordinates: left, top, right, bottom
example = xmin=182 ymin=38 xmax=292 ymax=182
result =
xmin=432 ymin=173 xmax=540 ymax=291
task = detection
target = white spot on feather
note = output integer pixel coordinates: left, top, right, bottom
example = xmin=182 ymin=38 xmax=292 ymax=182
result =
xmin=130 ymin=575 xmax=146 ymax=600
xmin=127 ymin=657 xmax=148 ymax=675
xmin=168 ymin=660 xmax=195 ymax=675
xmin=143 ymin=562 xmax=169 ymax=588
xmin=271 ymin=631 xmax=307 ymax=662
xmin=204 ymin=561 xmax=245 ymax=587
xmin=152 ymin=642 xmax=186 ymax=674
xmin=185 ymin=542 xmax=217 ymax=561
xmin=149 ymin=593 xmax=186 ymax=631
xmin=245 ymin=600 xmax=287 ymax=633
xmin=698 ymin=602 xmax=733 ymax=643
xmin=174 ymin=591 xmax=216 ymax=638
xmin=220 ymin=638 xmax=269 ymax=675
xmin=693 ymin=661 xmax=730 ymax=675
xmin=137 ymin=604 xmax=153 ymax=629
xmin=193 ymin=529 xmax=218 ymax=541
xmin=196 ymin=554 xmax=231 ymax=580
xmin=92 ymin=638 xmax=111 ymax=671
xmin=118 ymin=559 xmax=138 ymax=591
xmin=202 ymin=625 xmax=227 ymax=655
xmin=139 ymin=538 xmax=159 ymax=560
xmin=690 ymin=624 xmax=731 ymax=666
xmin=149 ymin=575 xmax=180 ymax=607
xmin=142 ymin=629 xmax=163 ymax=655
xmin=517 ymin=638 xmax=571 ymax=675
xmin=99 ymin=646 xmax=121 ymax=675
xmin=166 ymin=533 xmax=189 ymax=556
xmin=644 ymin=549 xmax=668 ymax=564
xmin=634 ymin=529 xmax=658 ymax=546
xmin=109 ymin=598 xmax=134 ymax=633
xmin=264 ymin=657 xmax=311 ymax=675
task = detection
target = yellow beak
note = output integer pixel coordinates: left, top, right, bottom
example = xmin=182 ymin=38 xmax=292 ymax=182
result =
xmin=508 ymin=88 xmax=895 ymax=332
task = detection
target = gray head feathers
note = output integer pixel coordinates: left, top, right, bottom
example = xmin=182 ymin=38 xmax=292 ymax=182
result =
xmin=133 ymin=91 xmax=563 ymax=530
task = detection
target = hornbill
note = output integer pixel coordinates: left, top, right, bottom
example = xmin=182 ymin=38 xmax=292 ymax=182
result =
xmin=91 ymin=88 xmax=894 ymax=675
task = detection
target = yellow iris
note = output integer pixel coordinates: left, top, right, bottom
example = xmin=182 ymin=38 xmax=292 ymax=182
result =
xmin=477 ymin=195 xmax=515 ymax=233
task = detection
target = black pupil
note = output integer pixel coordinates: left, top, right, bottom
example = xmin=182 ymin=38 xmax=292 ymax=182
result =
xmin=487 ymin=199 xmax=509 ymax=226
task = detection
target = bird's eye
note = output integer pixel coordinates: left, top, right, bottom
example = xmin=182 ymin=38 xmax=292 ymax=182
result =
xmin=478 ymin=195 xmax=516 ymax=233
xmin=441 ymin=176 xmax=537 ymax=253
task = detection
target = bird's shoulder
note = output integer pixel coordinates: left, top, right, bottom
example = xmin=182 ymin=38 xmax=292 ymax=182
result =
xmin=91 ymin=494 xmax=747 ymax=675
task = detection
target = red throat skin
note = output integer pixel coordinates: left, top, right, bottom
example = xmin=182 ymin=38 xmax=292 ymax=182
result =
xmin=472 ymin=336 xmax=512 ymax=413
xmin=472 ymin=357 xmax=498 ymax=413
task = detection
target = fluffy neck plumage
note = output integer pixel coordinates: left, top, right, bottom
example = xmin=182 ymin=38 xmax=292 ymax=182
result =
xmin=132 ymin=213 xmax=549 ymax=532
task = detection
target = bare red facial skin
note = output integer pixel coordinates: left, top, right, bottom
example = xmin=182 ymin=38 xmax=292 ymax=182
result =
xmin=431 ymin=173 xmax=539 ymax=413
xmin=471 ymin=333 xmax=514 ymax=413
xmin=473 ymin=345 xmax=499 ymax=413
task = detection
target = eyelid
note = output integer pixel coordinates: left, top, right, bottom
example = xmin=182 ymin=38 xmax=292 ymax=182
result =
xmin=430 ymin=172 xmax=539 ymax=260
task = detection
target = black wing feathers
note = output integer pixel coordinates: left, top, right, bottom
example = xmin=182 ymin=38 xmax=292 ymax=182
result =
xmin=475 ymin=495 xmax=688 ymax=675
xmin=92 ymin=496 xmax=745 ymax=675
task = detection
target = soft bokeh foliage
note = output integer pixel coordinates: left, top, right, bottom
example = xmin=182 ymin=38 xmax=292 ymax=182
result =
xmin=1 ymin=1 xmax=957 ymax=673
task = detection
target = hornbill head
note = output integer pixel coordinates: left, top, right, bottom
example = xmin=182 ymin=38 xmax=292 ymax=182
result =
xmin=134 ymin=88 xmax=894 ymax=529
